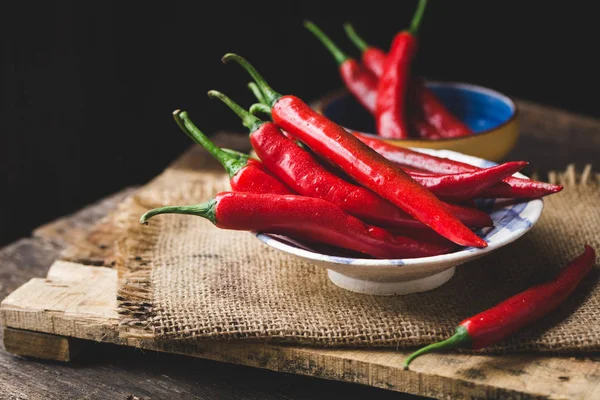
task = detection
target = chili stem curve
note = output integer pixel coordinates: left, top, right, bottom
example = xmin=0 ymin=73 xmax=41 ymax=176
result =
xmin=173 ymin=110 xmax=246 ymax=178
xmin=222 ymin=53 xmax=282 ymax=107
xmin=402 ymin=326 xmax=471 ymax=370
xmin=140 ymin=199 xmax=217 ymax=225
xmin=207 ymin=90 xmax=264 ymax=132
xmin=408 ymin=0 xmax=428 ymax=35
xmin=343 ymin=23 xmax=369 ymax=52
xmin=247 ymin=82 xmax=267 ymax=105
xmin=304 ymin=20 xmax=349 ymax=65
xmin=249 ymin=103 xmax=272 ymax=118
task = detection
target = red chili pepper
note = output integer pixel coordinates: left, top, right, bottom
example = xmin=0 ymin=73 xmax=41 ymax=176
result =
xmin=345 ymin=23 xmax=474 ymax=138
xmin=353 ymin=132 xmax=564 ymax=198
xmin=410 ymin=113 xmax=442 ymax=140
xmin=140 ymin=192 xmax=455 ymax=259
xmin=208 ymin=90 xmax=486 ymax=231
xmin=343 ymin=23 xmax=388 ymax=79
xmin=305 ymin=20 xmax=443 ymax=140
xmin=409 ymin=161 xmax=527 ymax=202
xmin=223 ymin=54 xmax=487 ymax=248
xmin=403 ymin=245 xmax=596 ymax=369
xmin=375 ymin=0 xmax=428 ymax=139
xmin=172 ymin=110 xmax=292 ymax=196
xmin=410 ymin=78 xmax=472 ymax=138
xmin=304 ymin=21 xmax=378 ymax=115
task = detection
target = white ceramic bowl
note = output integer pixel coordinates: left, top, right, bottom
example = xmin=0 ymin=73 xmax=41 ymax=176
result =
xmin=255 ymin=149 xmax=544 ymax=296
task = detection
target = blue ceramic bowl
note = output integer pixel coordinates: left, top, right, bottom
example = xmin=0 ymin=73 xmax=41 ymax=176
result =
xmin=315 ymin=81 xmax=519 ymax=162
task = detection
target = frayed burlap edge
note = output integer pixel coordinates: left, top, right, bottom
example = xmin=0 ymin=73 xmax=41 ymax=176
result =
xmin=116 ymin=164 xmax=597 ymax=343
xmin=116 ymin=197 xmax=162 ymax=339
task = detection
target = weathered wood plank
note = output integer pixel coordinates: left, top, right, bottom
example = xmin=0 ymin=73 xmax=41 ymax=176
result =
xmin=3 ymin=261 xmax=598 ymax=400
xmin=3 ymin=328 xmax=87 ymax=362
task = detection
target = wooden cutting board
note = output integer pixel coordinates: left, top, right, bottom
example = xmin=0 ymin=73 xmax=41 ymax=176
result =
xmin=2 ymin=259 xmax=599 ymax=400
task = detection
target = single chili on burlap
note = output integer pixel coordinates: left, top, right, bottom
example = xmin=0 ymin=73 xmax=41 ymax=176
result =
xmin=403 ymin=245 xmax=596 ymax=369
xmin=223 ymin=53 xmax=487 ymax=248
xmin=140 ymin=192 xmax=453 ymax=259
xmin=207 ymin=90 xmax=489 ymax=230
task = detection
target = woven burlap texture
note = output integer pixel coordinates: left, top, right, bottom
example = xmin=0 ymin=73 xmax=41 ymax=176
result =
xmin=117 ymin=146 xmax=600 ymax=352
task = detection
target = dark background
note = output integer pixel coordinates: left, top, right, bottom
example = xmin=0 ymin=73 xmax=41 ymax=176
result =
xmin=2 ymin=1 xmax=599 ymax=246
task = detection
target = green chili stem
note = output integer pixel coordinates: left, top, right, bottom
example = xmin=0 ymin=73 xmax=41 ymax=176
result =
xmin=173 ymin=110 xmax=246 ymax=178
xmin=247 ymin=82 xmax=268 ymax=105
xmin=207 ymin=90 xmax=263 ymax=133
xmin=222 ymin=53 xmax=282 ymax=107
xmin=343 ymin=23 xmax=369 ymax=52
xmin=249 ymin=103 xmax=272 ymax=119
xmin=140 ymin=199 xmax=217 ymax=225
xmin=402 ymin=326 xmax=471 ymax=370
xmin=304 ymin=21 xmax=349 ymax=66
xmin=408 ymin=0 xmax=428 ymax=35
xmin=221 ymin=148 xmax=251 ymax=162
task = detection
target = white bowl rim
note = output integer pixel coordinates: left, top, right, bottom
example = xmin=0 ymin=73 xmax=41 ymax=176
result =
xmin=255 ymin=148 xmax=543 ymax=268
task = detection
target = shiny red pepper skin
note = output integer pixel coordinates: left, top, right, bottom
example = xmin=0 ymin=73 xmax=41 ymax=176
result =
xmin=410 ymin=116 xmax=442 ymax=139
xmin=229 ymin=161 xmax=292 ymax=195
xmin=340 ymin=60 xmax=379 ymax=114
xmin=251 ymin=121 xmax=489 ymax=229
xmin=402 ymin=245 xmax=596 ymax=369
xmin=353 ymin=132 xmax=563 ymax=198
xmin=361 ymin=47 xmax=387 ymax=78
xmin=214 ymin=193 xmax=455 ymax=259
xmin=408 ymin=161 xmax=527 ymax=202
xmin=224 ymin=53 xmax=486 ymax=247
xmin=375 ymin=32 xmax=417 ymax=139
xmin=465 ymin=245 xmax=596 ymax=349
xmin=406 ymin=246 xmax=596 ymax=364
xmin=271 ymin=96 xmax=486 ymax=248
xmin=411 ymin=78 xmax=473 ymax=138
xmin=142 ymin=192 xmax=454 ymax=259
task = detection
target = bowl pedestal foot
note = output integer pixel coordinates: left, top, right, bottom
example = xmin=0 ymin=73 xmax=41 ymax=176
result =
xmin=326 ymin=267 xmax=456 ymax=296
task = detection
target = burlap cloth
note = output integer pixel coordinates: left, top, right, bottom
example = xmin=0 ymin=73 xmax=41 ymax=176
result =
xmin=116 ymin=140 xmax=600 ymax=352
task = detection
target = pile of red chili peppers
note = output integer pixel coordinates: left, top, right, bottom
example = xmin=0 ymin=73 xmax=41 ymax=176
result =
xmin=137 ymin=7 xmax=597 ymax=362
xmin=139 ymin=50 xmax=565 ymax=257
xmin=305 ymin=0 xmax=475 ymax=139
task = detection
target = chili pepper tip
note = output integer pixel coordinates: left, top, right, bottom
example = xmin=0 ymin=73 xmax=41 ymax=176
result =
xmin=249 ymin=103 xmax=272 ymax=118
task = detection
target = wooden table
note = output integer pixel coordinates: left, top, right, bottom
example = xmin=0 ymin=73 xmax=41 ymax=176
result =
xmin=1 ymin=100 xmax=598 ymax=399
